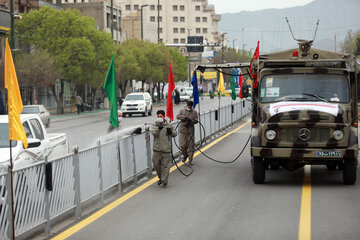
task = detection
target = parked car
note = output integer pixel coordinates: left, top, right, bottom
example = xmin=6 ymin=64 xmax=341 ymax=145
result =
xmin=121 ymin=92 xmax=152 ymax=117
xmin=0 ymin=114 xmax=68 ymax=173
xmin=22 ymin=105 xmax=51 ymax=128
xmin=179 ymin=92 xmax=191 ymax=102
xmin=184 ymin=87 xmax=193 ymax=98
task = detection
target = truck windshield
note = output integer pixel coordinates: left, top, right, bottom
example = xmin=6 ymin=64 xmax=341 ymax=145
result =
xmin=0 ymin=123 xmax=17 ymax=148
xmin=259 ymin=74 xmax=349 ymax=103
xmin=125 ymin=95 xmax=144 ymax=101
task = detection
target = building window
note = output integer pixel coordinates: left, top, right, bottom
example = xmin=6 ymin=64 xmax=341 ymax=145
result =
xmin=159 ymin=16 xmax=162 ymax=22
xmin=159 ymin=28 xmax=163 ymax=33
xmin=181 ymin=38 xmax=186 ymax=43
xmin=173 ymin=17 xmax=178 ymax=22
xmin=180 ymin=16 xmax=185 ymax=22
xmin=126 ymin=5 xmax=130 ymax=10
xmin=150 ymin=5 xmax=155 ymax=10
xmin=157 ymin=5 xmax=162 ymax=10
xmin=180 ymin=28 xmax=185 ymax=33
xmin=180 ymin=5 xmax=184 ymax=11
xmin=196 ymin=17 xmax=200 ymax=22
xmin=134 ymin=5 xmax=139 ymax=10
xmin=173 ymin=28 xmax=178 ymax=33
xmin=196 ymin=28 xmax=201 ymax=33
xmin=160 ymin=38 xmax=163 ymax=43
xmin=173 ymin=5 xmax=178 ymax=11
xmin=202 ymin=17 xmax=207 ymax=22
xmin=203 ymin=28 xmax=207 ymax=33
xmin=150 ymin=16 xmax=155 ymax=22
xmin=195 ymin=5 xmax=200 ymax=11
xmin=174 ymin=38 xmax=179 ymax=44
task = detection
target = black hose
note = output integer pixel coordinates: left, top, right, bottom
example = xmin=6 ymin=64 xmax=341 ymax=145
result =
xmin=173 ymin=120 xmax=251 ymax=164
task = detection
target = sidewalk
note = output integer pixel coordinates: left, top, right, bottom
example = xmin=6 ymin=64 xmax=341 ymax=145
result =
xmin=50 ymin=100 xmax=167 ymax=122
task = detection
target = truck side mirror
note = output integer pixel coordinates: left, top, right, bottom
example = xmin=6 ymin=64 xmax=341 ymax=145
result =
xmin=26 ymin=138 xmax=41 ymax=148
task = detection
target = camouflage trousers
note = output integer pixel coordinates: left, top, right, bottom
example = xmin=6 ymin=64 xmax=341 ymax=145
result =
xmin=152 ymin=151 xmax=171 ymax=184
xmin=180 ymin=133 xmax=195 ymax=163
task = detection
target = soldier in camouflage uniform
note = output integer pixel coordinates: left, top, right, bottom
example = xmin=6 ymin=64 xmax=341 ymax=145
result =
xmin=151 ymin=110 xmax=177 ymax=188
xmin=176 ymin=101 xmax=198 ymax=166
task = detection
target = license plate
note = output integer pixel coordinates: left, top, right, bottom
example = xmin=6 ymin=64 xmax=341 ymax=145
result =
xmin=128 ymin=108 xmax=137 ymax=110
xmin=316 ymin=151 xmax=341 ymax=157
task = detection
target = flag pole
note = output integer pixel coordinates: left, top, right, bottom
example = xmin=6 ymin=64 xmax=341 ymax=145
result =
xmin=218 ymin=90 xmax=220 ymax=133
xmin=9 ymin=140 xmax=16 ymax=240
xmin=197 ymin=103 xmax=202 ymax=143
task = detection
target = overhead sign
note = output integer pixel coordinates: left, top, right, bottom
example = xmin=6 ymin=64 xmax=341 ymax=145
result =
xmin=0 ymin=9 xmax=10 ymax=32
xmin=191 ymin=71 xmax=217 ymax=80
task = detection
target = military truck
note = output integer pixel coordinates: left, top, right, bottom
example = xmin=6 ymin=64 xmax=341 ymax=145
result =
xmin=250 ymin=44 xmax=358 ymax=184
xmin=197 ymin=42 xmax=358 ymax=185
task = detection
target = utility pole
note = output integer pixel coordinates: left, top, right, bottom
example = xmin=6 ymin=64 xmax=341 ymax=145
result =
xmin=157 ymin=0 xmax=160 ymax=42
xmin=334 ymin=33 xmax=338 ymax=52
xmin=232 ymin=39 xmax=237 ymax=50
xmin=221 ymin=33 xmax=227 ymax=64
xmin=9 ymin=0 xmax=14 ymax=49
xmin=141 ymin=5 xmax=148 ymax=40
xmin=242 ymin=43 xmax=247 ymax=55
xmin=110 ymin=0 xmax=114 ymax=39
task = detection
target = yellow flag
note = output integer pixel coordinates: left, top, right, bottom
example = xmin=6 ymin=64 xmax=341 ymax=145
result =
xmin=4 ymin=38 xmax=28 ymax=149
xmin=217 ymin=69 xmax=226 ymax=94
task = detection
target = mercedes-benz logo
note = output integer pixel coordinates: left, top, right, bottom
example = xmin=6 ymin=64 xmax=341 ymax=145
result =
xmin=298 ymin=128 xmax=311 ymax=141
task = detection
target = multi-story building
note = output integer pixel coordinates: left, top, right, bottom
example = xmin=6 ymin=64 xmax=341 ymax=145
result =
xmin=118 ymin=0 xmax=222 ymax=47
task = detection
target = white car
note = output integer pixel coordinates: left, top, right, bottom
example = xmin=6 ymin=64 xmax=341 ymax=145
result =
xmin=179 ymin=92 xmax=190 ymax=102
xmin=121 ymin=92 xmax=152 ymax=117
xmin=22 ymin=105 xmax=51 ymax=128
xmin=184 ymin=87 xmax=193 ymax=98
xmin=0 ymin=114 xmax=68 ymax=173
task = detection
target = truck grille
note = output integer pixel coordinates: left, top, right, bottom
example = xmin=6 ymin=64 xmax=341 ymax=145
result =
xmin=278 ymin=127 xmax=331 ymax=142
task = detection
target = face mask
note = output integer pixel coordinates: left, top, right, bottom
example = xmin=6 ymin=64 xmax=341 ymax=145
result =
xmin=156 ymin=118 xmax=164 ymax=124
xmin=186 ymin=108 xmax=192 ymax=111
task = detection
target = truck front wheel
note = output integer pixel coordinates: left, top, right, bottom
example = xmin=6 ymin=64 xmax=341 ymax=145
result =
xmin=343 ymin=158 xmax=357 ymax=185
xmin=252 ymin=157 xmax=265 ymax=184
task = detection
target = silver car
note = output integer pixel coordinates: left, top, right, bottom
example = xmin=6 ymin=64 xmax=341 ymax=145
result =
xmin=22 ymin=105 xmax=51 ymax=128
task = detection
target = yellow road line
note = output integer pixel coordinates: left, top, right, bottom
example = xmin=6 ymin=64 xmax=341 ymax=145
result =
xmin=298 ymin=165 xmax=311 ymax=240
xmin=52 ymin=120 xmax=250 ymax=240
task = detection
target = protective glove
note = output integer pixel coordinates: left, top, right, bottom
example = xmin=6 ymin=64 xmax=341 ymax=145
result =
xmin=185 ymin=117 xmax=191 ymax=122
xmin=166 ymin=128 xmax=172 ymax=136
xmin=158 ymin=124 xmax=164 ymax=130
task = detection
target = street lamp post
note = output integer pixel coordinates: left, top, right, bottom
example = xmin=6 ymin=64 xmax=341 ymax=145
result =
xmin=110 ymin=0 xmax=114 ymax=39
xmin=157 ymin=0 xmax=160 ymax=42
xmin=242 ymin=43 xmax=247 ymax=55
xmin=232 ymin=39 xmax=237 ymax=50
xmin=221 ymin=32 xmax=227 ymax=64
xmin=141 ymin=4 xmax=148 ymax=40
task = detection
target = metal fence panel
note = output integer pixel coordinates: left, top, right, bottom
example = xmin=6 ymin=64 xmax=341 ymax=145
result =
xmin=133 ymin=134 xmax=148 ymax=174
xmin=100 ymin=141 xmax=119 ymax=190
xmin=79 ymin=147 xmax=101 ymax=201
xmin=0 ymin=173 xmax=9 ymax=239
xmin=119 ymin=137 xmax=135 ymax=181
xmin=13 ymin=165 xmax=46 ymax=236
xmin=49 ymin=155 xmax=75 ymax=218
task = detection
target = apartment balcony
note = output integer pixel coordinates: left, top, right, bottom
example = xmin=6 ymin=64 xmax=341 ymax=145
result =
xmin=212 ymin=14 xmax=221 ymax=21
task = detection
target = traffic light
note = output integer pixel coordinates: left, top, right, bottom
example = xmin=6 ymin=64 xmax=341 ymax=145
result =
xmin=187 ymin=36 xmax=204 ymax=53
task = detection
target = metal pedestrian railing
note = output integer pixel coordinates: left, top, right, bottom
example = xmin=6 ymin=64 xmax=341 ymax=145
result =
xmin=0 ymin=99 xmax=251 ymax=239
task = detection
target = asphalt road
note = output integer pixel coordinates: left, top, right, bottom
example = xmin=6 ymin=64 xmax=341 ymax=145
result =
xmin=52 ymin=120 xmax=360 ymax=240
xmin=48 ymin=97 xmax=243 ymax=149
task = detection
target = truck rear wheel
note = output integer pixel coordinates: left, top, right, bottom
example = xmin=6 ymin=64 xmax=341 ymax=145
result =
xmin=252 ymin=157 xmax=265 ymax=184
xmin=343 ymin=158 xmax=357 ymax=185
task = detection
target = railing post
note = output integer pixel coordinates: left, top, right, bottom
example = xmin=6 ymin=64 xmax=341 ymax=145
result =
xmin=73 ymin=146 xmax=82 ymax=220
xmin=209 ymin=109 xmax=212 ymax=139
xmin=44 ymin=156 xmax=51 ymax=235
xmin=6 ymin=171 xmax=14 ymax=239
xmin=131 ymin=135 xmax=138 ymax=185
xmin=145 ymin=130 xmax=152 ymax=179
xmin=97 ymin=140 xmax=104 ymax=205
xmin=117 ymin=137 xmax=124 ymax=193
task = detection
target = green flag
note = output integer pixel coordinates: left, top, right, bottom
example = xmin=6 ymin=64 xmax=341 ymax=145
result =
xmin=104 ymin=55 xmax=118 ymax=128
xmin=230 ymin=70 xmax=236 ymax=100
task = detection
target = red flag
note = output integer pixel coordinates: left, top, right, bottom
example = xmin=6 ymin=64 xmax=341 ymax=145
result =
xmin=166 ymin=62 xmax=175 ymax=121
xmin=249 ymin=41 xmax=260 ymax=89
xmin=239 ymin=69 xmax=243 ymax=99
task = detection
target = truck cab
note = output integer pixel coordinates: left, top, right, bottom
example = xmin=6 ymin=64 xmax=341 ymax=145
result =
xmin=250 ymin=47 xmax=358 ymax=184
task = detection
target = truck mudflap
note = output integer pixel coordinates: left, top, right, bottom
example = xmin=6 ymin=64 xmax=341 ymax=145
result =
xmin=251 ymin=147 xmax=358 ymax=159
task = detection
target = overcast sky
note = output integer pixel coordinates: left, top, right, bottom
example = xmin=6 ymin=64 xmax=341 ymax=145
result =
xmin=208 ymin=0 xmax=315 ymax=14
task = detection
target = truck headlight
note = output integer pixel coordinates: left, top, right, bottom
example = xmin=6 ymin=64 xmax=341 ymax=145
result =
xmin=333 ymin=130 xmax=344 ymax=141
xmin=265 ymin=130 xmax=276 ymax=140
